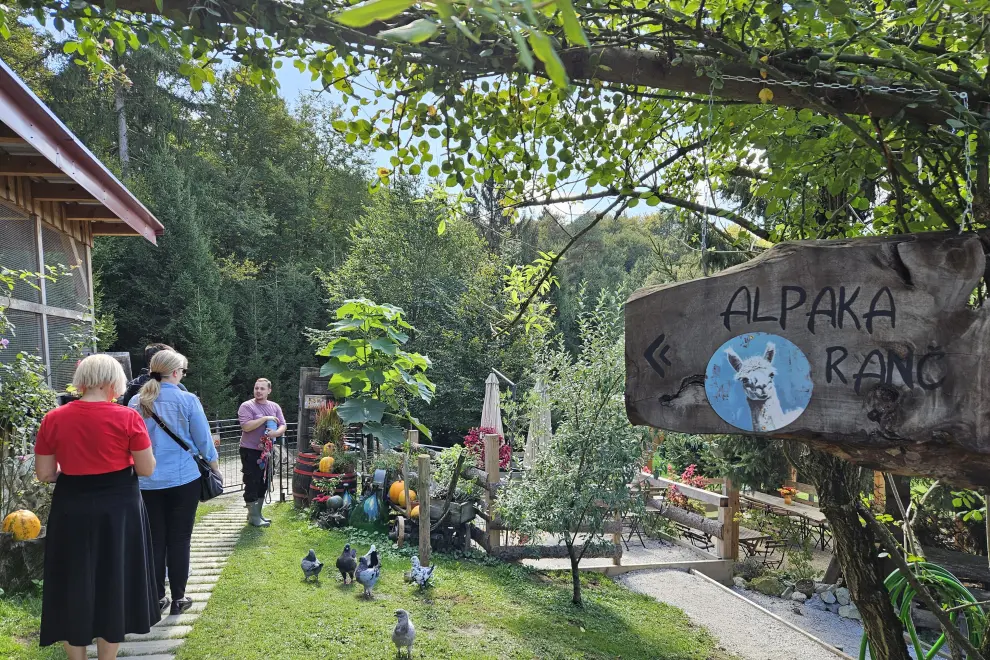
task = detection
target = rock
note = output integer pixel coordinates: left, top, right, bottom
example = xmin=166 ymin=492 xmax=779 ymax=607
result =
xmin=835 ymin=587 xmax=851 ymax=606
xmin=791 ymin=592 xmax=808 ymax=603
xmin=792 ymin=605 xmax=804 ymax=615
xmin=733 ymin=577 xmax=748 ymax=589
xmin=750 ymin=575 xmax=785 ymax=597
xmin=836 ymin=577 xmax=844 ymax=587
xmin=781 ymin=586 xmax=794 ymax=599
xmin=821 ymin=590 xmax=837 ymax=604
xmin=795 ymin=578 xmax=815 ymax=597
xmin=0 ymin=533 xmax=46 ymax=593
xmin=826 ymin=603 xmax=840 ymax=614
xmin=814 ymin=583 xmax=831 ymax=594
xmin=805 ymin=597 xmax=827 ymax=612
xmin=838 ymin=604 xmax=861 ymax=620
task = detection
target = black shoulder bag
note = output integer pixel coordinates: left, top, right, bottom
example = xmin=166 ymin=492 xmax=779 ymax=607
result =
xmin=148 ymin=411 xmax=224 ymax=501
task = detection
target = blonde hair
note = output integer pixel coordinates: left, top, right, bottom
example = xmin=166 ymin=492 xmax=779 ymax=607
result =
xmin=137 ymin=349 xmax=188 ymax=418
xmin=72 ymin=354 xmax=127 ymax=398
xmin=255 ymin=378 xmax=272 ymax=389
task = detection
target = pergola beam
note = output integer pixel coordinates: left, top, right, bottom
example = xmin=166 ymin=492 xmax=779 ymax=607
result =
xmin=30 ymin=182 xmax=97 ymax=202
xmin=62 ymin=203 xmax=121 ymax=222
xmin=90 ymin=221 xmax=139 ymax=236
xmin=0 ymin=154 xmax=63 ymax=176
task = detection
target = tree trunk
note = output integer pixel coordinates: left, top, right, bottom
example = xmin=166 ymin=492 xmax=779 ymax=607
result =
xmin=114 ymin=78 xmax=129 ymax=176
xmin=798 ymin=447 xmax=910 ymax=660
xmin=567 ymin=541 xmax=582 ymax=607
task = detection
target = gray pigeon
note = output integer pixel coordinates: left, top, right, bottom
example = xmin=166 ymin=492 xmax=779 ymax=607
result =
xmin=392 ymin=609 xmax=415 ymax=658
xmin=301 ymin=549 xmax=323 ymax=582
xmin=356 ymin=544 xmax=381 ymax=598
xmin=409 ymin=555 xmax=434 ymax=589
xmin=336 ymin=543 xmax=357 ymax=584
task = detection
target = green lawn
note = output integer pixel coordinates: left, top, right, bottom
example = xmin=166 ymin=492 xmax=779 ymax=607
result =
xmin=195 ymin=500 xmax=228 ymax=524
xmin=0 ymin=591 xmax=59 ymax=660
xmin=178 ymin=504 xmax=732 ymax=660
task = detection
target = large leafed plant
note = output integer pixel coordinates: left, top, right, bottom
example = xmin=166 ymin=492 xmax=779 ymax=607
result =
xmin=315 ymin=299 xmax=435 ymax=449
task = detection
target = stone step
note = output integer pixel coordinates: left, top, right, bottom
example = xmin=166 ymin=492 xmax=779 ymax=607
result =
xmin=186 ymin=576 xmax=219 ymax=586
xmin=125 ymin=625 xmax=192 ymax=641
xmin=188 ymin=560 xmax=227 ymax=569
xmin=189 ymin=552 xmax=230 ymax=559
xmin=87 ymin=639 xmax=183 ymax=657
xmin=153 ymin=613 xmax=200 ymax=627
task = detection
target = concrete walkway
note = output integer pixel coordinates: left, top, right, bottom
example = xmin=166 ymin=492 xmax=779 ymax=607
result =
xmin=86 ymin=494 xmax=247 ymax=659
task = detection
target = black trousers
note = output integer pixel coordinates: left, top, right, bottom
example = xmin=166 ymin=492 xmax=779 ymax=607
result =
xmin=240 ymin=447 xmax=270 ymax=503
xmin=141 ymin=480 xmax=200 ymax=602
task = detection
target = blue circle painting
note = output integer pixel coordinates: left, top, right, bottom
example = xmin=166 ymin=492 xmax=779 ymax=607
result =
xmin=705 ymin=333 xmax=813 ymax=432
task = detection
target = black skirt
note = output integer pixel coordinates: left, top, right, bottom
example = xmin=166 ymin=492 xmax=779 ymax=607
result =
xmin=40 ymin=467 xmax=161 ymax=647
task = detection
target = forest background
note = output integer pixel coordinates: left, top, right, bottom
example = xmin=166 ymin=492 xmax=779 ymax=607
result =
xmin=0 ymin=17 xmax=728 ymax=441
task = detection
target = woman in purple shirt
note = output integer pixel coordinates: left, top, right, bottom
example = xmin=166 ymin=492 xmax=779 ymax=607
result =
xmin=238 ymin=378 xmax=286 ymax=526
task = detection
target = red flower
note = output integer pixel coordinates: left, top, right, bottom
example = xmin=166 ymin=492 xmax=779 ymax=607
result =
xmin=463 ymin=426 xmax=510 ymax=470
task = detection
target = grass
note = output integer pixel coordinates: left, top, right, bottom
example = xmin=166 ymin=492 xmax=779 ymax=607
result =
xmin=178 ymin=504 xmax=732 ymax=660
xmin=0 ymin=591 xmax=59 ymax=660
xmin=195 ymin=500 xmax=228 ymax=524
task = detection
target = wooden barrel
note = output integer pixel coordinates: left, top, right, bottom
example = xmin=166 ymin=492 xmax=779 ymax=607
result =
xmin=309 ymin=472 xmax=357 ymax=502
xmin=293 ymin=452 xmax=320 ymax=505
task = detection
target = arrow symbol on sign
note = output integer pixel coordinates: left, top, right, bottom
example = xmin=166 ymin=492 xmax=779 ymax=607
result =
xmin=645 ymin=333 xmax=672 ymax=378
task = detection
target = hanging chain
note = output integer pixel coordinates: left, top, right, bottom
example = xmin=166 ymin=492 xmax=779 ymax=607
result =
xmin=714 ymin=74 xmax=974 ymax=232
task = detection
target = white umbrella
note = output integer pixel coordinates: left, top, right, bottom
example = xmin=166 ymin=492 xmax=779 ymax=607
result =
xmin=524 ymin=380 xmax=551 ymax=469
xmin=480 ymin=372 xmax=504 ymax=437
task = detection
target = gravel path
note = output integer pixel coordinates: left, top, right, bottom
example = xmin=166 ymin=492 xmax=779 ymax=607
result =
xmin=523 ymin=535 xmax=705 ymax=570
xmin=620 ymin=570 xmax=849 ymax=660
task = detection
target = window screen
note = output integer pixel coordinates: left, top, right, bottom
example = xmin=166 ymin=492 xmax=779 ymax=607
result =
xmin=0 ymin=309 xmax=42 ymax=366
xmin=0 ymin=203 xmax=40 ymax=303
xmin=46 ymin=315 xmax=89 ymax=392
xmin=42 ymin=225 xmax=89 ymax=312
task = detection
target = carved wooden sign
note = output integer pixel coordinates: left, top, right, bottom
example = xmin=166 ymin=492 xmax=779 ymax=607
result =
xmin=625 ymin=231 xmax=990 ymax=488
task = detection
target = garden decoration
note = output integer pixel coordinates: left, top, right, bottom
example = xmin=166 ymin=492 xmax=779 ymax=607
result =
xmin=778 ymin=486 xmax=798 ymax=505
xmin=626 ymin=230 xmax=990 ymax=488
xmin=349 ymin=471 xmax=387 ymax=533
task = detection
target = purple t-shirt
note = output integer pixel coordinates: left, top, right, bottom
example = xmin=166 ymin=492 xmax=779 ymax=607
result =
xmin=238 ymin=399 xmax=286 ymax=449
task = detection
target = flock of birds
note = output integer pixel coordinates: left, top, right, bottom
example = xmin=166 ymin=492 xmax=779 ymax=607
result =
xmin=300 ymin=544 xmax=435 ymax=657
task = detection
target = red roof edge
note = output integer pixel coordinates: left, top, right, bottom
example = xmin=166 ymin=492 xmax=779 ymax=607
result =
xmin=0 ymin=57 xmax=163 ymax=244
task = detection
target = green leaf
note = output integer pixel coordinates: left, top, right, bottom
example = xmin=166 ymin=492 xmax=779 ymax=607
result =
xmin=329 ymin=340 xmax=357 ymax=358
xmin=367 ymin=369 xmax=386 ymax=386
xmin=370 ymin=337 xmax=398 ymax=355
xmin=528 ymin=31 xmax=567 ymax=86
xmin=406 ymin=413 xmax=432 ymax=440
xmin=953 ymin=498 xmax=963 ymax=507
xmin=385 ymin=327 xmax=410 ymax=344
xmin=155 ymin=0 xmax=163 ymax=11
xmin=337 ymin=397 xmax=387 ymax=424
xmin=379 ymin=18 xmax=439 ymax=43
xmin=511 ymin=28 xmax=535 ymax=72
xmin=319 ymin=358 xmax=349 ymax=377
xmin=335 ymin=0 xmax=416 ymax=28
xmin=437 ymin=218 xmax=447 ymax=235
xmin=557 ymin=0 xmax=588 ymax=46
xmin=363 ymin=422 xmax=407 ymax=449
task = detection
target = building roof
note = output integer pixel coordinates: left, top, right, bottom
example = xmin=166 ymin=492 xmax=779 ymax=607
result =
xmin=0 ymin=57 xmax=163 ymax=243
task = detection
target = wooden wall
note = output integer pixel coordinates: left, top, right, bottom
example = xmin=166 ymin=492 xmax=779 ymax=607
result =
xmin=0 ymin=176 xmax=93 ymax=246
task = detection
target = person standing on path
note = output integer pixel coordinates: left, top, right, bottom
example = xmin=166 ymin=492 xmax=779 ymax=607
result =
xmin=118 ymin=343 xmax=186 ymax=406
xmin=131 ymin=349 xmax=221 ymax=616
xmin=34 ymin=354 xmax=160 ymax=660
xmin=238 ymin=378 xmax=286 ymax=527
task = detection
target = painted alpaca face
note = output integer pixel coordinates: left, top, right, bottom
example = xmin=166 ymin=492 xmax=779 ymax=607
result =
xmin=725 ymin=343 xmax=776 ymax=401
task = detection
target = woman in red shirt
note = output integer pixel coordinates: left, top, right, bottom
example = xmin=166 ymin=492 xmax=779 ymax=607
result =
xmin=34 ymin=354 xmax=160 ymax=660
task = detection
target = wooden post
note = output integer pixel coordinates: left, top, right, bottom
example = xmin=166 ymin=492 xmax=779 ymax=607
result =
xmin=716 ymin=478 xmax=740 ymax=560
xmin=418 ymin=453 xmax=431 ymax=567
xmin=612 ymin=525 xmax=622 ymax=566
xmin=873 ymin=471 xmax=886 ymax=512
xmin=402 ymin=454 xmax=412 ymax=519
xmin=484 ymin=433 xmax=501 ymax=550
xmin=789 ymin=465 xmax=798 ymax=483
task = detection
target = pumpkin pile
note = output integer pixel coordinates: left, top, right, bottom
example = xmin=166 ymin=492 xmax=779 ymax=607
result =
xmin=2 ymin=509 xmax=41 ymax=541
xmin=388 ymin=480 xmax=416 ymax=508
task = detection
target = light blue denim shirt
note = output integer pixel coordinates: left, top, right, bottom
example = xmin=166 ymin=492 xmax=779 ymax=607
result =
xmin=130 ymin=382 xmax=219 ymax=491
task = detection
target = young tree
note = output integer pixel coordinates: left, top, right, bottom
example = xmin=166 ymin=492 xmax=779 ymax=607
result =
xmin=499 ymin=290 xmax=648 ymax=606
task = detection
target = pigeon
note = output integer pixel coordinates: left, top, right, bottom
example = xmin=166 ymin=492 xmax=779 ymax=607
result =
xmin=409 ymin=555 xmax=434 ymax=589
xmin=301 ymin=549 xmax=323 ymax=582
xmin=356 ymin=545 xmax=381 ymax=598
xmin=336 ymin=543 xmax=357 ymax=584
xmin=392 ymin=609 xmax=415 ymax=658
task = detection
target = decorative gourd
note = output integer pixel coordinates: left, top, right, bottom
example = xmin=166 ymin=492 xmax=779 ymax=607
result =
xmin=2 ymin=509 xmax=41 ymax=541
xmin=321 ymin=442 xmax=335 ymax=458
xmin=388 ymin=480 xmax=405 ymax=503
xmin=397 ymin=489 xmax=416 ymax=508
xmin=327 ymin=495 xmax=344 ymax=510
xmin=410 ymin=505 xmax=420 ymax=519
xmin=319 ymin=456 xmax=335 ymax=473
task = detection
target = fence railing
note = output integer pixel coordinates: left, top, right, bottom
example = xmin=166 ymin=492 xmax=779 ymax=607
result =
xmin=208 ymin=418 xmax=298 ymax=502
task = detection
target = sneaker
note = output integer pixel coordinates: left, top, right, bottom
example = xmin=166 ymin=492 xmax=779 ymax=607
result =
xmin=159 ymin=597 xmax=170 ymax=613
xmin=170 ymin=597 xmax=193 ymax=616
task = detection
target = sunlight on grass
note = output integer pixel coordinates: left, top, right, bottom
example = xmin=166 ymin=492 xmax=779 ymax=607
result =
xmin=195 ymin=501 xmax=227 ymax=524
xmin=179 ymin=503 xmax=731 ymax=659
xmin=0 ymin=592 xmax=60 ymax=660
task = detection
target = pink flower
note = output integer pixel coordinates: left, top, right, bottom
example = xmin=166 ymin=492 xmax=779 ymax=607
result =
xmin=0 ymin=337 xmax=8 ymax=349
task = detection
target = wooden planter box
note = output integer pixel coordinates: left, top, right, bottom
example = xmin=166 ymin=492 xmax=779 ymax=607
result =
xmin=430 ymin=500 xmax=476 ymax=525
xmin=0 ymin=529 xmax=46 ymax=593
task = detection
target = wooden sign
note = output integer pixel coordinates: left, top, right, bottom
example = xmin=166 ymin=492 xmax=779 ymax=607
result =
xmin=625 ymin=231 xmax=990 ymax=488
xmin=304 ymin=394 xmax=329 ymax=410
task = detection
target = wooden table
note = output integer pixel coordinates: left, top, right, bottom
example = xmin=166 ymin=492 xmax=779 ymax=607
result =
xmin=741 ymin=490 xmax=830 ymax=549
xmin=738 ymin=526 xmax=772 ymax=556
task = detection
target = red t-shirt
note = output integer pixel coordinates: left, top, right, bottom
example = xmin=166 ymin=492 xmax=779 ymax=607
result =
xmin=34 ymin=401 xmax=152 ymax=475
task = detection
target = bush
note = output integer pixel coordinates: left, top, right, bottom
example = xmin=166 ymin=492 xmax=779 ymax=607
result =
xmin=734 ymin=556 xmax=767 ymax=581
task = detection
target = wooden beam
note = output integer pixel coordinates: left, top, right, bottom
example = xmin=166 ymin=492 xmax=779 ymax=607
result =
xmin=63 ymin=203 xmax=121 ymax=222
xmin=651 ymin=498 xmax=725 ymax=538
xmin=90 ymin=221 xmax=139 ymax=236
xmin=489 ymin=543 xmax=622 ymax=562
xmin=30 ymin=182 xmax=96 ymax=202
xmin=418 ymin=454 xmax=431 ymax=567
xmin=716 ymin=479 xmax=740 ymax=560
xmin=645 ymin=476 xmax=729 ymax=507
xmin=485 ymin=433 xmax=501 ymax=550
xmin=0 ymin=154 xmax=62 ymax=176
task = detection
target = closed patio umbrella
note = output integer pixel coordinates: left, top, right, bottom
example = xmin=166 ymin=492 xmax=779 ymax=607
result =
xmin=480 ymin=372 xmax=504 ymax=437
xmin=524 ymin=380 xmax=551 ymax=469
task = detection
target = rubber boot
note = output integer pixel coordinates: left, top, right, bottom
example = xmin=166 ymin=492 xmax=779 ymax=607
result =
xmin=246 ymin=500 xmax=271 ymax=524
xmin=247 ymin=500 xmax=270 ymax=527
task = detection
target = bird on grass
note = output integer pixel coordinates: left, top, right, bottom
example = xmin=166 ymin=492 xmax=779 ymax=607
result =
xmin=409 ymin=555 xmax=435 ymax=590
xmin=392 ymin=609 xmax=415 ymax=658
xmin=301 ymin=549 xmax=323 ymax=582
xmin=336 ymin=543 xmax=357 ymax=584
xmin=356 ymin=544 xmax=381 ymax=598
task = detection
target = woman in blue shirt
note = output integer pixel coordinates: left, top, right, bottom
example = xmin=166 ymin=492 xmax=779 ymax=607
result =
xmin=130 ymin=349 xmax=220 ymax=616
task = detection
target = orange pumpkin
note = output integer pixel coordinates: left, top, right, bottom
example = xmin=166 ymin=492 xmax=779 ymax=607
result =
xmin=319 ymin=456 xmax=335 ymax=473
xmin=2 ymin=509 xmax=41 ymax=541
xmin=398 ymin=488 xmax=416 ymax=508
xmin=410 ymin=505 xmax=420 ymax=519
xmin=388 ymin=480 xmax=405 ymax=503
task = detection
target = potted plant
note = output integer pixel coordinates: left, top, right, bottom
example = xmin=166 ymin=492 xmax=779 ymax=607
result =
xmin=778 ymin=486 xmax=798 ymax=505
xmin=312 ymin=402 xmax=345 ymax=454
